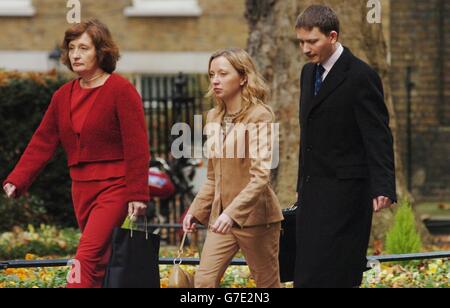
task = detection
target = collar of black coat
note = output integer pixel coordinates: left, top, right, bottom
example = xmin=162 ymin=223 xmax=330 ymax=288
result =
xmin=303 ymin=47 xmax=354 ymax=120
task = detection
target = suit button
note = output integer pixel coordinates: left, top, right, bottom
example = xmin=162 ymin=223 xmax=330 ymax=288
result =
xmin=306 ymin=146 xmax=312 ymax=152
xmin=305 ymin=176 xmax=311 ymax=183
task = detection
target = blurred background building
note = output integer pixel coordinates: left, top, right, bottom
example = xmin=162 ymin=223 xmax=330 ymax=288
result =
xmin=0 ymin=0 xmax=448 ymax=201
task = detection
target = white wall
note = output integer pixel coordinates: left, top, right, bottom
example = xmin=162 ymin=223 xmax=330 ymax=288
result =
xmin=0 ymin=51 xmax=211 ymax=74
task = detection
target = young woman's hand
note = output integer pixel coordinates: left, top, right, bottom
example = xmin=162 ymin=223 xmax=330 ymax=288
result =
xmin=210 ymin=213 xmax=234 ymax=234
xmin=183 ymin=214 xmax=198 ymax=233
xmin=3 ymin=183 xmax=17 ymax=199
xmin=128 ymin=201 xmax=147 ymax=220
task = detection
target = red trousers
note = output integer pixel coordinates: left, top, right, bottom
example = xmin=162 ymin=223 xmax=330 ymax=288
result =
xmin=66 ymin=177 xmax=128 ymax=288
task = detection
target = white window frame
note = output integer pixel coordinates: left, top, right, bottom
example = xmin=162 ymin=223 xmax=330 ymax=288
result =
xmin=124 ymin=0 xmax=202 ymax=17
xmin=0 ymin=0 xmax=35 ymax=17
xmin=117 ymin=51 xmax=210 ymax=74
xmin=0 ymin=50 xmax=210 ymax=74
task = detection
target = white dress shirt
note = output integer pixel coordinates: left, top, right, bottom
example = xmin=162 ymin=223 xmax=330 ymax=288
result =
xmin=320 ymin=43 xmax=344 ymax=81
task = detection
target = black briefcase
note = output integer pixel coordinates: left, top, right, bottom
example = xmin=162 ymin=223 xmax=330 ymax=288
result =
xmin=279 ymin=203 xmax=298 ymax=283
xmin=103 ymin=219 xmax=161 ymax=288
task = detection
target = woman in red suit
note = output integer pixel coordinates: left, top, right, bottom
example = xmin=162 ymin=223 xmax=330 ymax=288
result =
xmin=2 ymin=19 xmax=150 ymax=288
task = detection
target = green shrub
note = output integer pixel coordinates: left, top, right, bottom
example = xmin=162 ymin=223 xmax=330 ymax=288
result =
xmin=0 ymin=71 xmax=76 ymax=230
xmin=0 ymin=224 xmax=80 ymax=260
xmin=385 ymin=199 xmax=423 ymax=255
xmin=0 ymin=195 xmax=49 ymax=231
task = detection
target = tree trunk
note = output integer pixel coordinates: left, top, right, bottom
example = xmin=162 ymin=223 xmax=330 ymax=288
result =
xmin=245 ymin=0 xmax=430 ymax=245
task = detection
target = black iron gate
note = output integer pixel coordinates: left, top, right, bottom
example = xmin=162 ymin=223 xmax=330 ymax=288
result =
xmin=135 ymin=73 xmax=212 ymax=159
xmin=132 ymin=73 xmax=212 ymax=244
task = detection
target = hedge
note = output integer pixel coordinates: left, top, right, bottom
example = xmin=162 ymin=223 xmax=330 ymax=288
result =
xmin=0 ymin=70 xmax=76 ymax=231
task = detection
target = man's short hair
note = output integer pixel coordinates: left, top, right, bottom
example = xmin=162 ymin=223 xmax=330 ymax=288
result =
xmin=295 ymin=5 xmax=340 ymax=35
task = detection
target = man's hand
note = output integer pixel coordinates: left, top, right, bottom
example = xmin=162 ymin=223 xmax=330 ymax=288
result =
xmin=210 ymin=213 xmax=234 ymax=234
xmin=128 ymin=201 xmax=147 ymax=220
xmin=373 ymin=196 xmax=393 ymax=212
xmin=3 ymin=183 xmax=17 ymax=199
xmin=183 ymin=214 xmax=199 ymax=233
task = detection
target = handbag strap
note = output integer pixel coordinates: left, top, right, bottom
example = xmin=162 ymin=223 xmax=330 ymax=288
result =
xmin=129 ymin=214 xmax=149 ymax=240
xmin=174 ymin=232 xmax=188 ymax=266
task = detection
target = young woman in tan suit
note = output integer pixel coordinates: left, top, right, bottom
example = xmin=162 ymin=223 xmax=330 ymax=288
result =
xmin=182 ymin=48 xmax=283 ymax=288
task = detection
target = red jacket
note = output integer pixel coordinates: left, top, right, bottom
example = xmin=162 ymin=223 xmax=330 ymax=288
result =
xmin=4 ymin=73 xmax=150 ymax=202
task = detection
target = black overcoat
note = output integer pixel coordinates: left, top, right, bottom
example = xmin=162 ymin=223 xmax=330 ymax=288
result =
xmin=295 ymin=47 xmax=396 ymax=288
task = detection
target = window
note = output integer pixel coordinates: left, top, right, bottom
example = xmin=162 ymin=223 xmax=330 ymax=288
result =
xmin=124 ymin=0 xmax=202 ymax=17
xmin=0 ymin=0 xmax=35 ymax=17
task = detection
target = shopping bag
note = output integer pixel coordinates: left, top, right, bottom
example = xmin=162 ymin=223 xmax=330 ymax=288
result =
xmin=103 ymin=216 xmax=161 ymax=288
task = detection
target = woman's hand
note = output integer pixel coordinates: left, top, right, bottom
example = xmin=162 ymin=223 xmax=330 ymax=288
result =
xmin=210 ymin=213 xmax=234 ymax=234
xmin=3 ymin=183 xmax=17 ymax=199
xmin=183 ymin=214 xmax=199 ymax=233
xmin=128 ymin=201 xmax=147 ymax=220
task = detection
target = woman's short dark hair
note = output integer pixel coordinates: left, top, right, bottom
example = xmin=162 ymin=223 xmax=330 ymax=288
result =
xmin=295 ymin=5 xmax=340 ymax=35
xmin=61 ymin=19 xmax=120 ymax=74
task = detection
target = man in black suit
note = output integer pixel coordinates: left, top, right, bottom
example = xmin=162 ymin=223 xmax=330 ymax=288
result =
xmin=294 ymin=5 xmax=397 ymax=288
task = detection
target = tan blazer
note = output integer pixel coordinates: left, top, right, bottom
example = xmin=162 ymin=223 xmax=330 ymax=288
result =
xmin=188 ymin=104 xmax=283 ymax=228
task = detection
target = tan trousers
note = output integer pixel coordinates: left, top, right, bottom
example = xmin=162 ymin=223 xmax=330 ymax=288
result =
xmin=194 ymin=222 xmax=281 ymax=288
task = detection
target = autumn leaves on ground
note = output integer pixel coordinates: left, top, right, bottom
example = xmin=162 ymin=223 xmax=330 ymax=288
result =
xmin=0 ymin=224 xmax=448 ymax=288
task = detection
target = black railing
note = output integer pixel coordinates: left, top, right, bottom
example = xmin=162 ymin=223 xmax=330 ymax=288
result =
xmin=135 ymin=73 xmax=212 ymax=246
xmin=136 ymin=73 xmax=212 ymax=159
xmin=1 ymin=251 xmax=449 ymax=271
xmin=1 ymin=223 xmax=449 ymax=270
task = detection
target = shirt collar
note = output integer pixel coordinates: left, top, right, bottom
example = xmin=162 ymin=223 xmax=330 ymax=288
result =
xmin=321 ymin=43 xmax=344 ymax=76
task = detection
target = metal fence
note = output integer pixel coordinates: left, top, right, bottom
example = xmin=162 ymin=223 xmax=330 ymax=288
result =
xmin=1 ymin=251 xmax=449 ymax=270
xmin=1 ymin=225 xmax=449 ymax=271
xmin=134 ymin=73 xmax=212 ymax=159
xmin=130 ymin=73 xmax=213 ymax=245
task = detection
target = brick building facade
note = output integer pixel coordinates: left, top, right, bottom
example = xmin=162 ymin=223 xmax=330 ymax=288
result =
xmin=0 ymin=0 xmax=248 ymax=73
xmin=390 ymin=0 xmax=450 ymax=200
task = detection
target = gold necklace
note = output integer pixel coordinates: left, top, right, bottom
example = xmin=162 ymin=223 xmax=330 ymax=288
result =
xmin=222 ymin=109 xmax=241 ymax=138
xmin=225 ymin=109 xmax=242 ymax=118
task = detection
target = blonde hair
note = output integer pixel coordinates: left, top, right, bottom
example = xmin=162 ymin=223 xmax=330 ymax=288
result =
xmin=206 ymin=48 xmax=273 ymax=122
